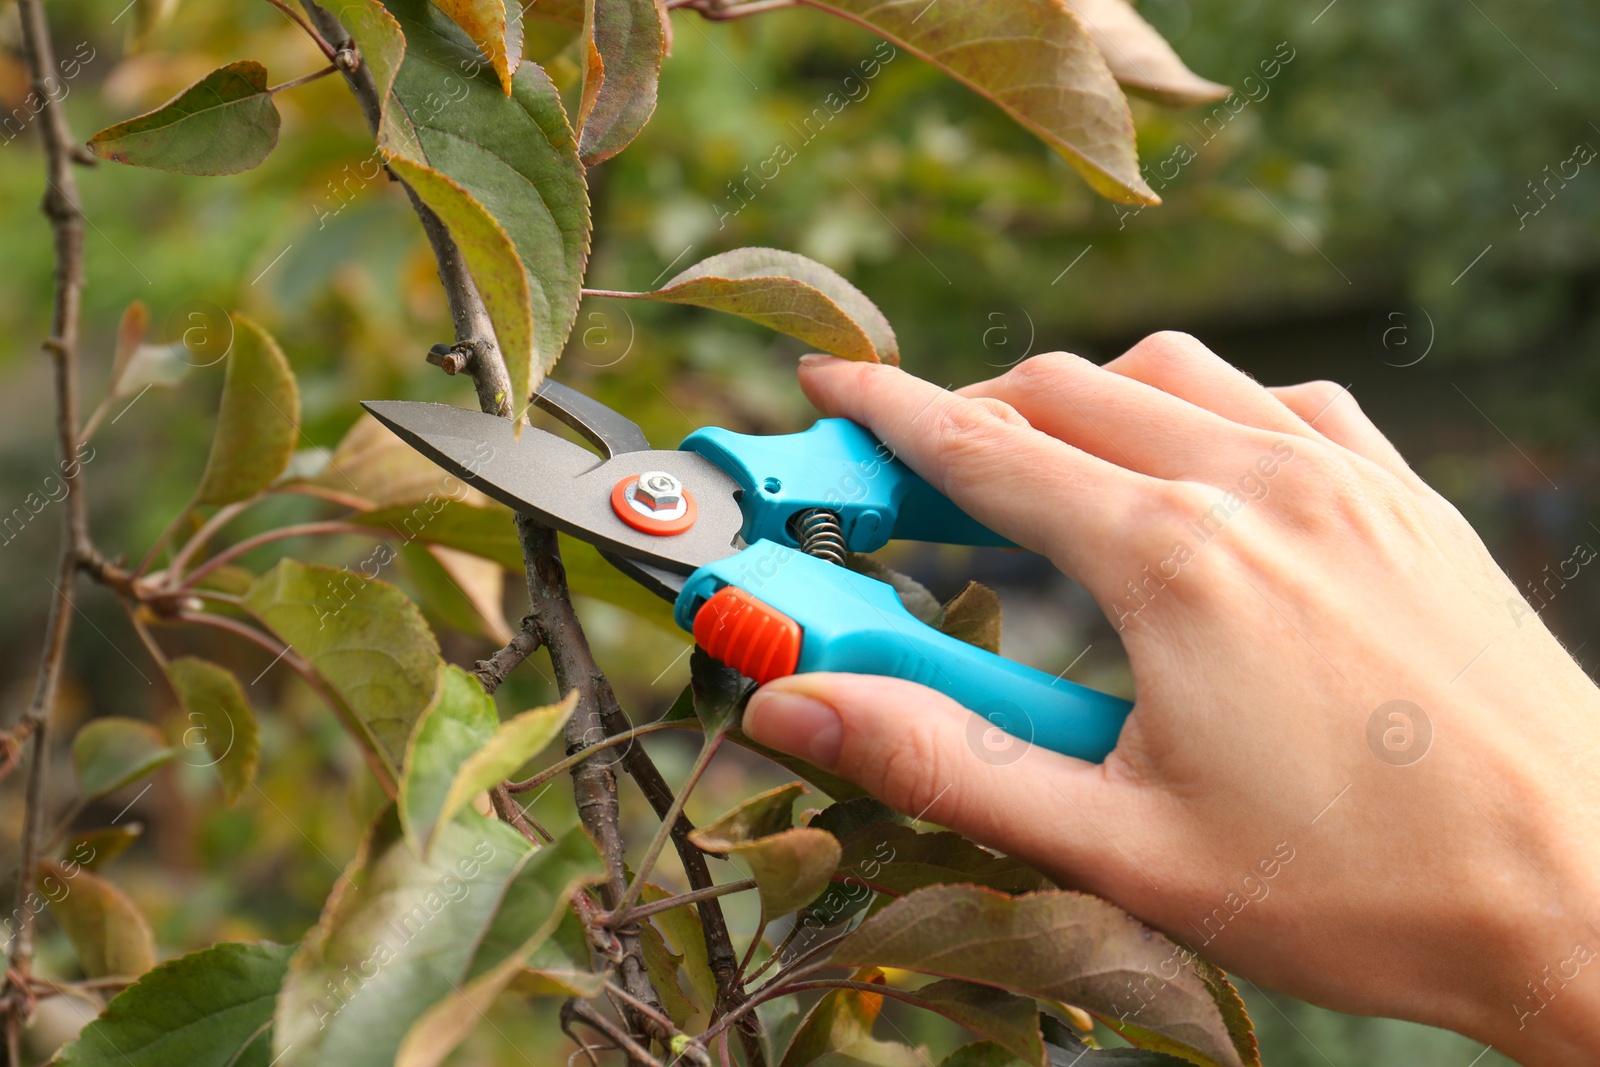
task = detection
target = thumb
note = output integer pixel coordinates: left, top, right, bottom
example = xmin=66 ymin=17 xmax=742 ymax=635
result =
xmin=742 ymin=672 xmax=1126 ymax=868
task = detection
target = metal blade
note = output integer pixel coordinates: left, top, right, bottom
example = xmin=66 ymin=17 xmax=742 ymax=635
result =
xmin=532 ymin=379 xmax=650 ymax=458
xmin=362 ymin=400 xmax=745 ymax=582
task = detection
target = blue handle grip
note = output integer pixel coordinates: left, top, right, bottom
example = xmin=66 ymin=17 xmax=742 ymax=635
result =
xmin=681 ymin=419 xmax=1010 ymax=553
xmin=676 ymin=541 xmax=1131 ymax=763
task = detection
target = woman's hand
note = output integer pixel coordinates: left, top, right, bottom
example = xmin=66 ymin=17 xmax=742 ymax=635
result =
xmin=741 ymin=333 xmax=1600 ymax=1065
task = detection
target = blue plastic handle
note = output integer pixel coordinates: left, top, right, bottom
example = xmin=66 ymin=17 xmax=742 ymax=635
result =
xmin=681 ymin=419 xmax=1010 ymax=552
xmin=675 ymin=541 xmax=1131 ymax=763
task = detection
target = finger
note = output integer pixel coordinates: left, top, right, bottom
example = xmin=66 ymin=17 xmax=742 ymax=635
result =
xmin=1102 ymin=331 xmax=1314 ymax=438
xmin=1268 ymin=382 xmax=1419 ymax=484
xmin=956 ymin=351 xmax=1287 ymax=485
xmin=743 ymin=672 xmax=1144 ymax=886
xmin=797 ymin=355 xmax=1166 ymax=584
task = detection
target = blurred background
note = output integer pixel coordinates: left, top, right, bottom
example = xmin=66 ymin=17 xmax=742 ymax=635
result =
xmin=2 ymin=0 xmax=1597 ymax=1062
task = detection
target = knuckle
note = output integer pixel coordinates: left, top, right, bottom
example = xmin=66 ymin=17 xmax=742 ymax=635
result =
xmin=931 ymin=398 xmax=1024 ymax=494
xmin=1128 ymin=330 xmax=1214 ymax=370
xmin=1003 ymin=351 xmax=1080 ymax=392
xmin=1290 ymin=380 xmax=1358 ymax=419
xmin=874 ymin=725 xmax=959 ymax=823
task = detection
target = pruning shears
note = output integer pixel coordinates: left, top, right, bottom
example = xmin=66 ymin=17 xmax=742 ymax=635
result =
xmin=363 ymin=382 xmax=1132 ymax=762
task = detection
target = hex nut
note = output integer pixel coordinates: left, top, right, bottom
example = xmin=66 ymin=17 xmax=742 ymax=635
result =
xmin=635 ymin=471 xmax=683 ymax=511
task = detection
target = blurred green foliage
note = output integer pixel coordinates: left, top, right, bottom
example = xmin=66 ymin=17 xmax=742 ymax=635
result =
xmin=3 ymin=0 xmax=1597 ymax=1062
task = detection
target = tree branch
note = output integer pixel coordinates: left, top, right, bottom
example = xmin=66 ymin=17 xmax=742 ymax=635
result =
xmin=5 ymin=2 xmax=92 ymax=1055
xmin=301 ymin=0 xmax=671 ymax=1044
xmin=514 ymin=518 xmax=669 ymax=1042
xmin=474 ymin=616 xmax=543 ymax=694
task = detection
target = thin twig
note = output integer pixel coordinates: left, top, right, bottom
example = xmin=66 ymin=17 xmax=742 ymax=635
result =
xmin=269 ymin=64 xmax=337 ymax=95
xmin=564 ymin=1000 xmax=665 ymax=1067
xmin=613 ymin=731 xmax=727 ymax=918
xmin=733 ymin=916 xmax=769 ymax=989
xmin=177 ymin=519 xmax=378 ymax=590
xmin=607 ymin=878 xmax=757 ymax=926
xmin=165 ymin=498 xmax=258 ymax=579
xmin=474 ymin=618 xmax=542 ymax=695
xmin=5 ymin=2 xmax=92 ymax=1054
xmin=264 ymin=0 xmax=340 ymax=60
xmin=490 ymin=783 xmax=554 ymax=844
xmin=506 ymin=720 xmax=700 ymax=793
xmin=744 ymin=923 xmax=800 ymax=986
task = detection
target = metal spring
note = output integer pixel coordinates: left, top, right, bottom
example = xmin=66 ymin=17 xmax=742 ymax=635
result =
xmin=789 ymin=508 xmax=846 ymax=566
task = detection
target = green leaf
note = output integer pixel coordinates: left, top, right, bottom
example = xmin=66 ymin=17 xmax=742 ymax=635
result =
xmin=827 ymin=886 xmax=1258 ymax=1067
xmin=400 ymin=664 xmax=499 ymax=855
xmin=330 ymin=0 xmax=406 ymax=109
xmin=1039 ymin=1014 xmax=1196 ymax=1064
xmin=509 ymin=907 xmax=606 ymax=997
xmin=576 ymin=0 xmax=663 ymax=165
xmin=611 ymin=248 xmax=898 ymax=364
xmin=51 ymin=941 xmax=293 ymax=1067
xmin=394 ymin=831 xmax=603 ymax=1067
xmin=245 ymin=559 xmax=442 ymax=787
xmin=431 ymin=0 xmax=524 ymax=94
xmin=353 ymin=499 xmax=524 ymax=570
xmin=87 ymin=60 xmax=280 ymax=175
xmin=937 ymin=581 xmax=1002 ymax=654
xmin=698 ymin=781 xmax=806 ymax=842
xmin=39 ymin=862 xmax=156 ymax=979
xmin=781 ymin=969 xmax=921 ymax=1067
xmin=1063 ymin=0 xmax=1228 ymax=108
xmin=72 ymin=718 xmax=174 ymax=801
xmin=275 ymin=810 xmax=600 ymax=1067
xmin=802 ymin=822 xmax=1046 ymax=928
xmin=638 ymin=918 xmax=698 ymax=1029
xmin=165 ymin=657 xmax=261 ymax=806
xmin=639 ymin=883 xmax=716 ymax=1026
xmin=691 ymin=783 xmax=841 ymax=916
xmin=690 ymin=648 xmax=755 ymax=732
xmin=195 ymin=313 xmax=299 ymax=506
xmin=846 ymin=555 xmax=941 ymax=624
xmin=384 ymin=156 xmax=537 ymax=416
xmin=941 ymin=1042 xmax=1028 ymax=1067
xmin=437 ymin=692 xmax=579 ymax=836
xmin=64 ymin=825 xmax=144 ymax=872
xmin=800 ymin=0 xmax=1154 ymax=204
xmin=370 ymin=0 xmax=591 ymax=403
xmin=909 ymin=980 xmax=1044 ymax=1067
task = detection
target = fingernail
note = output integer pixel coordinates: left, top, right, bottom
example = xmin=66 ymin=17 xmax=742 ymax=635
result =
xmin=743 ymin=689 xmax=843 ymax=769
xmin=798 ymin=353 xmax=841 ymax=369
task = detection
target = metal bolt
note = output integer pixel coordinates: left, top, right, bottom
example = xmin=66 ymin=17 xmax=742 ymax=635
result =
xmin=635 ymin=471 xmax=682 ymax=512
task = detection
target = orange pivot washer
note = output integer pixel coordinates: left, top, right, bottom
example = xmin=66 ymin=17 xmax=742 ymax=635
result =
xmin=611 ymin=472 xmax=698 ymax=535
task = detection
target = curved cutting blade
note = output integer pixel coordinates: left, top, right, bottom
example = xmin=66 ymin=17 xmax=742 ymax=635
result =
xmin=361 ymin=400 xmax=745 ymax=585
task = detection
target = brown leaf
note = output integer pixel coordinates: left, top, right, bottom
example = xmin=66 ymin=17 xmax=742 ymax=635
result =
xmin=828 ymin=886 xmax=1258 ymax=1067
xmin=1063 ymin=0 xmax=1229 ymax=107
xmin=691 ymin=783 xmax=842 ymax=916
xmin=910 ymin=980 xmax=1044 ymax=1067
xmin=39 ymin=862 xmax=157 ymax=979
xmin=577 ymin=0 xmax=664 ymax=165
xmin=430 ymin=0 xmax=524 ymax=94
xmin=938 ymin=581 xmax=1002 ymax=654
xmin=800 ymin=0 xmax=1155 ymax=204
xmin=611 ymin=247 xmax=899 ymax=363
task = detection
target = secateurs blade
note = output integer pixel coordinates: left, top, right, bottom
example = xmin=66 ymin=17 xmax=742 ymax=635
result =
xmin=363 ymin=380 xmax=1132 ymax=762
